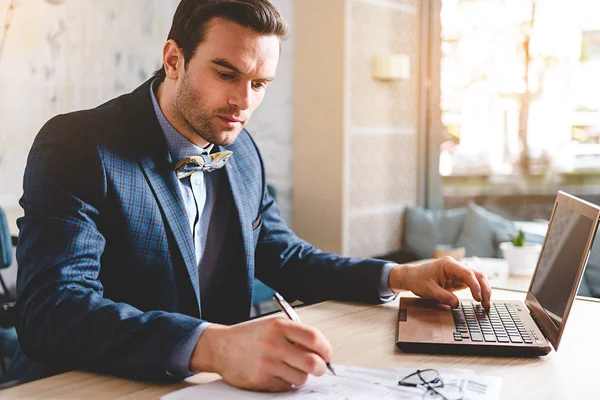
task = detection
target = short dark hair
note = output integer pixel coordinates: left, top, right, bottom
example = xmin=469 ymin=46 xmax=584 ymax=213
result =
xmin=153 ymin=0 xmax=289 ymax=83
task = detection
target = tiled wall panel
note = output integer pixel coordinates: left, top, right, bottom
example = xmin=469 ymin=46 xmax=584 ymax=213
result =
xmin=349 ymin=134 xmax=418 ymax=209
xmin=347 ymin=211 xmax=405 ymax=258
xmin=345 ymin=0 xmax=421 ymax=257
xmin=348 ymin=1 xmax=420 ymax=129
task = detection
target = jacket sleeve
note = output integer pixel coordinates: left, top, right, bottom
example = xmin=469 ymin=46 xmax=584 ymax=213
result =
xmin=250 ymin=140 xmax=389 ymax=305
xmin=15 ymin=115 xmax=202 ymax=382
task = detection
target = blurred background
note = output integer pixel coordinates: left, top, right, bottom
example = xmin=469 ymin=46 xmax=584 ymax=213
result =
xmin=2 ymin=0 xmax=600 ymax=375
xmin=439 ymin=0 xmax=600 ymax=219
xmin=0 ymin=0 xmax=599 ymax=274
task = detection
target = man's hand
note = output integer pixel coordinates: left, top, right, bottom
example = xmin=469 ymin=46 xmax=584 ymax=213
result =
xmin=389 ymin=257 xmax=491 ymax=309
xmin=189 ymin=318 xmax=332 ymax=392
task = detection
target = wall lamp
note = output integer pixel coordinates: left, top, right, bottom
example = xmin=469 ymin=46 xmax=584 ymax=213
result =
xmin=372 ymin=54 xmax=410 ymax=81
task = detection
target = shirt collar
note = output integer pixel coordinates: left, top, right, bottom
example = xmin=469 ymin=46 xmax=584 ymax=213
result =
xmin=149 ymin=79 xmax=213 ymax=162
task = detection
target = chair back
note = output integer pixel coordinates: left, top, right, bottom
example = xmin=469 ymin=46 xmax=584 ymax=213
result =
xmin=0 ymin=208 xmax=13 ymax=270
xmin=0 ymin=208 xmax=16 ymax=376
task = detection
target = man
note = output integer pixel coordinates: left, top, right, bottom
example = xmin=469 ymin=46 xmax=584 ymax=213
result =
xmin=6 ymin=0 xmax=491 ymax=391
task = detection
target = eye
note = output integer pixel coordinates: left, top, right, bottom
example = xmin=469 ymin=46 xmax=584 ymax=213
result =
xmin=217 ymin=71 xmax=235 ymax=81
xmin=252 ymin=81 xmax=268 ymax=90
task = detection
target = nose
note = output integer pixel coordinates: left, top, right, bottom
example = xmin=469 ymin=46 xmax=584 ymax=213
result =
xmin=228 ymin=82 xmax=252 ymax=111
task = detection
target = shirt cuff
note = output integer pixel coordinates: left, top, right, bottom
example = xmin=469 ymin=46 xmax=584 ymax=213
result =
xmin=378 ymin=262 xmax=398 ymax=300
xmin=167 ymin=321 xmax=211 ymax=378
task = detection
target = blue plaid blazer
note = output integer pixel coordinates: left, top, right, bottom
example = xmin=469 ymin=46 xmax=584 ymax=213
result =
xmin=6 ymin=80 xmax=388 ymax=383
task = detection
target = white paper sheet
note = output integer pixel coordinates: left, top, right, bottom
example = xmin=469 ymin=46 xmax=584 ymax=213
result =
xmin=161 ymin=365 xmax=502 ymax=400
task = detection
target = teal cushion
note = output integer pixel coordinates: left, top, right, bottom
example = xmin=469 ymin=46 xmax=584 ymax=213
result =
xmin=578 ymin=274 xmax=592 ymax=297
xmin=522 ymin=232 xmax=545 ymax=245
xmin=252 ymin=279 xmax=275 ymax=305
xmin=0 ymin=207 xmax=13 ymax=269
xmin=582 ymin=239 xmax=600 ymax=298
xmin=456 ymin=203 xmax=517 ymax=258
xmin=403 ymin=207 xmax=467 ymax=259
xmin=0 ymin=327 xmax=17 ymax=358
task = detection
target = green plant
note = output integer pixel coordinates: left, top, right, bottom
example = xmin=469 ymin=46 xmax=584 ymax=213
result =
xmin=509 ymin=230 xmax=526 ymax=247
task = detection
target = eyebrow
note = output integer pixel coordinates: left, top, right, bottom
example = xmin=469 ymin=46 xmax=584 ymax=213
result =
xmin=211 ymin=58 xmax=276 ymax=82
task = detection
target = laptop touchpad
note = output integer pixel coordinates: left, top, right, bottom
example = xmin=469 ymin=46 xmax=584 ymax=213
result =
xmin=407 ymin=310 xmax=445 ymax=341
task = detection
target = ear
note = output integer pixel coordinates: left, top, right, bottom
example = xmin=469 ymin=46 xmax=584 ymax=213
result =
xmin=163 ymin=39 xmax=185 ymax=80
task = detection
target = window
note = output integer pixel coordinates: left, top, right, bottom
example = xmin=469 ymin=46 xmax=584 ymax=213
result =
xmin=437 ymin=0 xmax=600 ymax=220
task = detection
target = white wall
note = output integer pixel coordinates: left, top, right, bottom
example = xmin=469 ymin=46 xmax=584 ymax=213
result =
xmin=0 ymin=0 xmax=294 ymax=222
xmin=246 ymin=0 xmax=294 ymax=222
xmin=0 ymin=0 xmax=295 ymax=293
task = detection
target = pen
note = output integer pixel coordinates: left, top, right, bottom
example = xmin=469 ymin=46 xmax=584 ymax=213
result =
xmin=272 ymin=292 xmax=337 ymax=376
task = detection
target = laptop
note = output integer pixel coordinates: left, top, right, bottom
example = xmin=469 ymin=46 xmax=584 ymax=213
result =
xmin=396 ymin=191 xmax=600 ymax=357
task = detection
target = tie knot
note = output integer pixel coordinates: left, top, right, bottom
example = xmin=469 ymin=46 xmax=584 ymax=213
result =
xmin=174 ymin=150 xmax=233 ymax=179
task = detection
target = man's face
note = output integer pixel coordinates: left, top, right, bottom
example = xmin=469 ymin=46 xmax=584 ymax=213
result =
xmin=173 ymin=18 xmax=280 ymax=146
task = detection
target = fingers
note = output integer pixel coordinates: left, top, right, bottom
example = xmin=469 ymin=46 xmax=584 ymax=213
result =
xmin=443 ymin=257 xmax=492 ymax=309
xmin=262 ymin=376 xmax=293 ymax=393
xmin=272 ymin=361 xmax=311 ymax=387
xmin=405 ymin=258 xmax=493 ymax=310
xmin=278 ymin=340 xmax=328 ymax=377
xmin=212 ymin=318 xmax=331 ymax=392
xmin=281 ymin=321 xmax=332 ymax=364
xmin=426 ymin=282 xmax=460 ymax=308
xmin=474 ymin=269 xmax=492 ymax=309
xmin=442 ymin=258 xmax=482 ymax=300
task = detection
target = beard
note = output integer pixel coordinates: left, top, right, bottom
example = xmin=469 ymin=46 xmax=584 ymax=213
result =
xmin=174 ymin=70 xmax=245 ymax=146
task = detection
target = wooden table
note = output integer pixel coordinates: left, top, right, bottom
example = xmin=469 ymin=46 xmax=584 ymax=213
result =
xmin=2 ymin=289 xmax=598 ymax=399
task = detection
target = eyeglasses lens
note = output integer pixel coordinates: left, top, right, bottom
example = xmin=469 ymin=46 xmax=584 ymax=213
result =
xmin=401 ymin=369 xmax=440 ymax=386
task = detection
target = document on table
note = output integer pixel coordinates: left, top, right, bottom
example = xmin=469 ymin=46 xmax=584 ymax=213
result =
xmin=161 ymin=365 xmax=502 ymax=400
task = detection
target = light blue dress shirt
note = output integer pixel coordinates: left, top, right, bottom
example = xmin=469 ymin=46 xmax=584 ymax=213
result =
xmin=149 ymin=81 xmax=396 ymax=378
xmin=150 ymin=83 xmax=213 ymax=377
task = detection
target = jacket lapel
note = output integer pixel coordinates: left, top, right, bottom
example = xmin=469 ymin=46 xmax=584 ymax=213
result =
xmin=138 ymin=155 xmax=201 ymax=309
xmin=219 ymin=145 xmax=254 ymax=299
xmin=127 ymin=79 xmax=201 ymax=311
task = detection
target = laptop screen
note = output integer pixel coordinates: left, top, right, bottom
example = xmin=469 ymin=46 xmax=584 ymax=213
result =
xmin=530 ymin=200 xmax=596 ymax=330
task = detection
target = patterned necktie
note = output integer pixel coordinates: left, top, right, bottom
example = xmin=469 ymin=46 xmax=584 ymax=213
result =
xmin=174 ymin=151 xmax=233 ymax=179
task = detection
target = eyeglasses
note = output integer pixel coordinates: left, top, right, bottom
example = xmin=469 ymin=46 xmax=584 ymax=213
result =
xmin=398 ymin=369 xmax=464 ymax=400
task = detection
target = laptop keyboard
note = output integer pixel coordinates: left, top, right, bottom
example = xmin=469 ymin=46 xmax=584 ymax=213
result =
xmin=452 ymin=302 xmax=533 ymax=344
